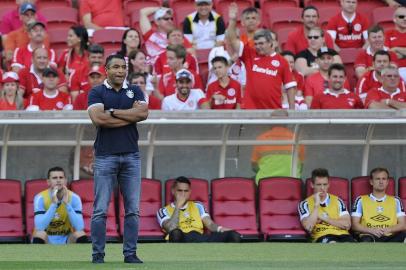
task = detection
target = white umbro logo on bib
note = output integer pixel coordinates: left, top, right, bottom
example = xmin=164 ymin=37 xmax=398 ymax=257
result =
xmin=126 ymin=90 xmax=134 ymax=98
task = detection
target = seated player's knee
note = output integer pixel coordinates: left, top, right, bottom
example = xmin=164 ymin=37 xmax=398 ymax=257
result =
xmin=168 ymin=229 xmax=184 ymax=243
xmin=359 ymin=234 xmax=375 ymax=242
xmin=32 ymin=231 xmax=47 ymax=244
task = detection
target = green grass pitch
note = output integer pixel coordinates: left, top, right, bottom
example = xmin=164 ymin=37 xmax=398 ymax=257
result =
xmin=0 ymin=243 xmax=405 ymax=270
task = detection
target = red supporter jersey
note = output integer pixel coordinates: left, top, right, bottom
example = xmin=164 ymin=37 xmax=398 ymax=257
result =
xmin=206 ymin=77 xmax=241 ymax=109
xmin=154 ymin=51 xmax=198 ymax=75
xmin=293 ymin=70 xmax=305 ymax=92
xmin=18 ymin=66 xmax=67 ymax=99
xmin=356 ymin=70 xmax=406 ymax=98
xmin=147 ymin=94 xmax=162 ymax=110
xmin=240 ymin=45 xmax=296 ymax=109
xmin=158 ymin=69 xmax=203 ymax=97
xmin=0 ymin=100 xmax=17 ymax=110
xmin=28 ymin=90 xmax=72 ymax=110
xmin=58 ymin=50 xmax=89 ymax=81
xmin=79 ymin=0 xmax=124 ymax=27
xmin=311 ymin=89 xmax=363 ymax=109
xmin=12 ymin=44 xmax=56 ymax=70
xmin=284 ymin=27 xmax=335 ymax=55
xmin=354 ymin=47 xmax=398 ymax=69
xmin=304 ymin=72 xmax=352 ymax=98
xmin=73 ymin=91 xmax=88 ymax=110
xmin=365 ymin=87 xmax=406 ymax=108
xmin=327 ymin=12 xmax=369 ymax=48
xmin=385 ymin=29 xmax=406 ymax=68
xmin=70 ymin=64 xmax=90 ymax=92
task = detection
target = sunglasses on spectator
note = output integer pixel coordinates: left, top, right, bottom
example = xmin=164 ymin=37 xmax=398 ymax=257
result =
xmin=160 ymin=17 xmax=173 ymax=21
xmin=397 ymin=15 xmax=406 ymax=19
xmin=383 ymin=74 xmax=400 ymax=78
xmin=307 ymin=36 xmax=320 ymax=40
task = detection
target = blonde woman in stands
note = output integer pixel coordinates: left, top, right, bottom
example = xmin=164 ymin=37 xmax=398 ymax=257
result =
xmin=0 ymin=72 xmax=24 ymax=110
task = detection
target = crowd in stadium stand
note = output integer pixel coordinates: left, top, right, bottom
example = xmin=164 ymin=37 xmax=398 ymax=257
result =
xmin=0 ymin=0 xmax=405 ymax=111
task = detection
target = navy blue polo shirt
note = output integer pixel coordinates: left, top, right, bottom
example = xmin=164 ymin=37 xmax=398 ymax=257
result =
xmin=88 ymin=80 xmax=145 ymax=156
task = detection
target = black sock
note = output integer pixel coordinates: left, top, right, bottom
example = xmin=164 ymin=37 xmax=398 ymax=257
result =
xmin=32 ymin=237 xmax=45 ymax=244
xmin=76 ymin=235 xmax=89 ymax=243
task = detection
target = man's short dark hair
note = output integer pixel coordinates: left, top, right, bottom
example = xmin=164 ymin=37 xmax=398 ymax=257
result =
xmin=373 ymin=50 xmax=391 ymax=62
xmin=172 ymin=176 xmax=191 ymax=188
xmin=328 ymin=63 xmax=346 ymax=76
xmin=281 ymin=51 xmax=295 ymax=59
xmin=302 ymin=5 xmax=319 ymax=18
xmin=369 ymin=167 xmax=389 ymax=179
xmin=211 ymin=56 xmax=228 ymax=66
xmin=242 ymin=7 xmax=259 ymax=17
xmin=167 ymin=44 xmax=187 ymax=61
xmin=105 ymin=54 xmax=125 ymax=68
xmin=128 ymin=72 xmax=146 ymax=84
xmin=47 ymin=166 xmax=65 ymax=179
xmin=88 ymin=44 xmax=104 ymax=55
xmin=368 ymin=24 xmax=384 ymax=36
xmin=311 ymin=168 xmax=329 ymax=183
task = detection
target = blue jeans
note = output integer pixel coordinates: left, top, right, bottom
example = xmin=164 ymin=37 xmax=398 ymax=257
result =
xmin=91 ymin=152 xmax=141 ymax=257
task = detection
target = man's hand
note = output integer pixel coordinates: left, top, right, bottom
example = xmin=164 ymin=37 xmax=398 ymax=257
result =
xmin=368 ymin=227 xmax=385 ymax=238
xmin=51 ymin=188 xmax=59 ymax=204
xmin=174 ymin=192 xmax=187 ymax=209
xmin=314 ymin=192 xmax=321 ymax=206
xmin=61 ymin=186 xmax=69 ymax=205
xmin=212 ymin=94 xmax=226 ymax=105
xmin=228 ymin=2 xmax=238 ymax=21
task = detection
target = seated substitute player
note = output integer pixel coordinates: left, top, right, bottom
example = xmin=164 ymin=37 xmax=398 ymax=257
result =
xmin=352 ymin=167 xmax=406 ymax=242
xmin=298 ymin=168 xmax=355 ymax=243
xmin=157 ymin=176 xmax=241 ymax=243
xmin=206 ymin=56 xmax=241 ymax=109
xmin=161 ymin=69 xmax=209 ymax=111
xmin=32 ymin=167 xmax=87 ymax=244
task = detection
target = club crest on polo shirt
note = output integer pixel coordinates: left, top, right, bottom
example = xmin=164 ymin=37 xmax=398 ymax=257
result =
xmin=126 ymin=89 xmax=134 ymax=99
xmin=56 ymin=101 xmax=64 ymax=109
xmin=228 ymin=88 xmax=236 ymax=96
xmin=354 ymin=23 xmax=361 ymax=32
xmin=271 ymin=60 xmax=280 ymax=67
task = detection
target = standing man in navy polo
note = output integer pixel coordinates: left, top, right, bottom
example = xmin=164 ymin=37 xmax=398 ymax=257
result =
xmin=87 ymin=54 xmax=148 ymax=264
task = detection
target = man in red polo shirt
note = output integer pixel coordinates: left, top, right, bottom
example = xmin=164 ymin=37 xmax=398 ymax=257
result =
xmin=327 ymin=0 xmax=369 ymax=50
xmin=156 ymin=44 xmax=203 ymax=100
xmin=354 ymin=25 xmax=398 ymax=79
xmin=285 ymin=6 xmax=335 ymax=55
xmin=365 ymin=65 xmax=406 ymax=109
xmin=26 ymin=68 xmax=72 ymax=111
xmin=80 ymin=0 xmax=124 ymax=30
xmin=11 ymin=21 xmax=55 ymax=73
xmin=206 ymin=56 xmax=241 ymax=109
xmin=18 ymin=47 xmax=67 ymax=102
xmin=356 ymin=50 xmax=405 ymax=101
xmin=227 ymin=3 xmax=296 ymax=109
xmin=311 ymin=63 xmax=363 ymax=109
xmin=385 ymin=6 xmax=406 ymax=81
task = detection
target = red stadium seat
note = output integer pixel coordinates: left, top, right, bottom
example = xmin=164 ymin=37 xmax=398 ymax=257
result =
xmin=372 ymin=7 xmax=396 ymax=32
xmin=40 ymin=7 xmax=78 ymax=31
xmin=0 ymin=179 xmax=24 ymax=242
xmin=214 ymin=0 xmax=254 ymax=25
xmin=259 ymin=177 xmax=306 ymax=241
xmin=259 ymin=0 xmax=299 ymax=8
xmin=351 ymin=176 xmax=396 ymax=204
xmin=70 ymin=179 xmax=119 ymax=241
xmin=357 ymin=0 xmax=386 ymax=22
xmin=398 ymin=177 xmax=406 ymax=210
xmin=118 ymin=178 xmax=164 ymax=241
xmin=165 ymin=178 xmax=210 ymax=211
xmin=276 ymin=28 xmax=294 ymax=51
xmin=305 ymin=177 xmax=350 ymax=208
xmin=92 ymin=29 xmax=125 ymax=59
xmin=168 ymin=0 xmax=194 ymax=8
xmin=173 ymin=3 xmax=195 ymax=28
xmin=265 ymin=7 xmax=303 ymax=32
xmin=196 ymin=49 xmax=210 ymax=88
xmin=37 ymin=0 xmax=71 ymax=9
xmin=339 ymin=48 xmax=362 ymax=91
xmin=24 ymin=179 xmax=49 ymax=238
xmin=211 ymin=177 xmax=261 ymax=239
xmin=0 ymin=6 xmax=15 ymax=21
xmin=125 ymin=0 xmax=161 ymax=28
xmin=47 ymin=28 xmax=68 ymax=59
xmin=303 ymin=0 xmax=339 ymax=9
xmin=318 ymin=6 xmax=340 ymax=30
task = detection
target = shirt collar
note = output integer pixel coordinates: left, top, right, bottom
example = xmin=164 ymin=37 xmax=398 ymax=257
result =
xmin=378 ymin=86 xmax=401 ymax=98
xmin=30 ymin=64 xmax=42 ymax=83
xmin=341 ymin=11 xmax=356 ymax=23
xmin=170 ymin=201 xmax=189 ymax=210
xmin=103 ymin=79 xmax=128 ymax=90
xmin=366 ymin=46 xmax=388 ymax=56
xmin=193 ymin=11 xmax=215 ymax=23
xmin=319 ymin=194 xmax=330 ymax=206
xmin=369 ymin=193 xmax=387 ymax=202
xmin=323 ymin=88 xmax=350 ymax=97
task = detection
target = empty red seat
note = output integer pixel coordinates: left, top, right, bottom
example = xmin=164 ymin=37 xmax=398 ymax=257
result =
xmin=318 ymin=6 xmax=340 ymax=30
xmin=265 ymin=7 xmax=303 ymax=32
xmin=357 ymin=0 xmax=386 ymax=22
xmin=259 ymin=177 xmax=306 ymax=241
xmin=211 ymin=177 xmax=260 ymax=239
xmin=339 ymin=47 xmax=362 ymax=91
xmin=173 ymin=3 xmax=195 ymax=28
xmin=215 ymin=0 xmax=253 ymax=25
xmin=351 ymin=176 xmax=396 ymax=204
xmin=305 ymin=177 xmax=349 ymax=208
xmin=303 ymin=0 xmax=339 ymax=9
xmin=47 ymin=28 xmax=68 ymax=59
xmin=259 ymin=0 xmax=299 ymax=8
xmin=118 ymin=178 xmax=164 ymax=241
xmin=70 ymin=179 xmax=119 ymax=240
xmin=92 ymin=29 xmax=125 ymax=52
xmin=40 ymin=7 xmax=78 ymax=31
xmin=37 ymin=0 xmax=71 ymax=9
xmin=398 ymin=177 xmax=406 ymax=209
xmin=165 ymin=178 xmax=209 ymax=211
xmin=0 ymin=179 xmax=24 ymax=242
xmin=24 ymin=179 xmax=49 ymax=238
xmin=372 ymin=7 xmax=396 ymax=31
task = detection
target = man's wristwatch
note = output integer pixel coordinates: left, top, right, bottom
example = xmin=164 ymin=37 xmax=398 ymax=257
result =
xmin=109 ymin=108 xmax=116 ymax=118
